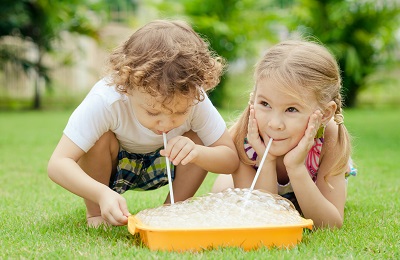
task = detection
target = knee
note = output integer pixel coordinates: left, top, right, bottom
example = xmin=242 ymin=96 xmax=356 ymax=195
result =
xmin=78 ymin=131 xmax=119 ymax=176
xmin=88 ymin=131 xmax=119 ymax=156
xmin=211 ymin=174 xmax=234 ymax=193
xmin=183 ymin=130 xmax=204 ymax=145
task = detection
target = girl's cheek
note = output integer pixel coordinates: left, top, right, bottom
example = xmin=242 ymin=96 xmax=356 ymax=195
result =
xmin=255 ymin=115 xmax=268 ymax=130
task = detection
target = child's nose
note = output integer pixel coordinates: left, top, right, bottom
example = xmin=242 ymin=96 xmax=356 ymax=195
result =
xmin=267 ymin=115 xmax=284 ymax=130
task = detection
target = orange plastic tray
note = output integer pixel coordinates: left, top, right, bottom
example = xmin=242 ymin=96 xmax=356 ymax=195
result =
xmin=128 ymin=215 xmax=313 ymax=251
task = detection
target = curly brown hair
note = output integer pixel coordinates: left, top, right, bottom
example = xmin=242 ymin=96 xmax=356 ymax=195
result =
xmin=106 ymin=19 xmax=225 ymax=104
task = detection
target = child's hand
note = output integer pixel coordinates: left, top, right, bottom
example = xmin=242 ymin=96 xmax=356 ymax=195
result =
xmin=98 ymin=188 xmax=131 ymax=226
xmin=160 ymin=136 xmax=198 ymax=165
xmin=284 ymin=110 xmax=323 ymax=170
xmin=247 ymin=105 xmax=271 ymax=158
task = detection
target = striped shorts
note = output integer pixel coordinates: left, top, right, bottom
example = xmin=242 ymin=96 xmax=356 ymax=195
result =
xmin=109 ymin=147 xmax=175 ymax=194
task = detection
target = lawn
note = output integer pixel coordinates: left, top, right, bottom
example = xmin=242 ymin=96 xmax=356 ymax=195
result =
xmin=0 ymin=107 xmax=399 ymax=259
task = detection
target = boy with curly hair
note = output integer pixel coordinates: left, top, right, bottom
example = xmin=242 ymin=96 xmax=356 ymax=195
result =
xmin=48 ymin=20 xmax=239 ymax=227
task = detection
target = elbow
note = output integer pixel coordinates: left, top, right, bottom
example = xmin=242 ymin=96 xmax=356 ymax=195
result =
xmin=303 ymin=205 xmax=344 ymax=229
xmin=322 ymin=222 xmax=343 ymax=230
xmin=231 ymin=149 xmax=240 ymax=172
xmin=314 ymin=217 xmax=344 ymax=229
xmin=333 ymin=218 xmax=344 ymax=229
xmin=47 ymin=158 xmax=58 ymax=182
xmin=228 ymin=160 xmax=240 ymax=174
xmin=224 ymin=153 xmax=240 ymax=174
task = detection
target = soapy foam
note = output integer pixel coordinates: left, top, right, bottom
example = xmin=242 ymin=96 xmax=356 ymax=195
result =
xmin=135 ymin=188 xmax=303 ymax=228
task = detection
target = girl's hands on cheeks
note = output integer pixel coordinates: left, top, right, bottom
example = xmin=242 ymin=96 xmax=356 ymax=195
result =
xmin=284 ymin=110 xmax=323 ymax=171
xmin=98 ymin=188 xmax=130 ymax=226
xmin=247 ymin=105 xmax=274 ymax=160
xmin=160 ymin=136 xmax=199 ymax=166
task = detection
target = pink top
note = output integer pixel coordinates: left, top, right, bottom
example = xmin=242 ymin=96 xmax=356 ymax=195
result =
xmin=244 ymin=128 xmax=356 ymax=195
xmin=244 ymin=137 xmax=322 ymax=183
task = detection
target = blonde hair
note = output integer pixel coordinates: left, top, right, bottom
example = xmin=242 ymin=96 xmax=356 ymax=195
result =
xmin=233 ymin=40 xmax=351 ymax=180
xmin=106 ymin=19 xmax=225 ymax=105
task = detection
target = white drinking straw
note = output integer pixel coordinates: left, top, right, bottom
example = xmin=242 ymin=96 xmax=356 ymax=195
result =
xmin=163 ymin=132 xmax=175 ymax=204
xmin=248 ymin=138 xmax=273 ymax=194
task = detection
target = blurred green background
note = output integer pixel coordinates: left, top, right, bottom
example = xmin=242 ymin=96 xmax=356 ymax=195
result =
xmin=1 ymin=0 xmax=399 ymax=111
xmin=1 ymin=2 xmax=400 ymax=258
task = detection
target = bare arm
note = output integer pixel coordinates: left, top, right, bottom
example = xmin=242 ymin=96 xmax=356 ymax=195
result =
xmin=163 ymin=129 xmax=239 ymax=203
xmin=286 ymin=120 xmax=346 ymax=228
xmin=48 ymin=135 xmax=109 ymax=201
xmin=47 ymin=134 xmax=130 ymax=225
xmin=192 ymin=129 xmax=239 ymax=173
xmin=230 ymin=160 xmax=277 ymax=194
xmin=162 ymin=129 xmax=239 ymax=174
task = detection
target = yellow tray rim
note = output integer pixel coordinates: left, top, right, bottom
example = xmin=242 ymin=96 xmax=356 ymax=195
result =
xmin=128 ymin=215 xmax=313 ymax=233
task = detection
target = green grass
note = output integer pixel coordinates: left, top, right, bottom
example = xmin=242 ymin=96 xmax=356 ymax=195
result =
xmin=1 ymin=107 xmax=399 ymax=259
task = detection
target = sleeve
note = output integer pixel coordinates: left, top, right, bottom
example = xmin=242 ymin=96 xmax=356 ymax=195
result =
xmin=63 ymin=93 xmax=114 ymax=153
xmin=190 ymin=94 xmax=227 ymax=147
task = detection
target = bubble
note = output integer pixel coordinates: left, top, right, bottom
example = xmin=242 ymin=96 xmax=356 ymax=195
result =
xmin=135 ymin=188 xmax=303 ymax=228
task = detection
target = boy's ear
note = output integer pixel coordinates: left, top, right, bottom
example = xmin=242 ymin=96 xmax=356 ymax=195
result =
xmin=322 ymin=101 xmax=337 ymax=125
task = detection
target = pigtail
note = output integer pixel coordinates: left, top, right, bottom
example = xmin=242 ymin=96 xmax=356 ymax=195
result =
xmin=325 ymin=93 xmax=352 ymax=181
xmin=232 ymin=92 xmax=256 ymax=166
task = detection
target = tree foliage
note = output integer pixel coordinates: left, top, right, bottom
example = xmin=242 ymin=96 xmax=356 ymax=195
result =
xmin=2 ymin=0 xmax=397 ymax=109
xmin=286 ymin=0 xmax=400 ymax=107
xmin=0 ymin=0 xmax=104 ymax=109
xmin=153 ymin=0 xmax=284 ymax=107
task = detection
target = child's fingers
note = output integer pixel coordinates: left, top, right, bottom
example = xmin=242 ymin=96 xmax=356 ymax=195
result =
xmin=248 ymin=107 xmax=256 ymax=131
xmin=119 ymin=198 xmax=131 ymax=218
xmin=106 ymin=208 xmax=128 ymax=226
xmin=163 ymin=135 xmax=185 ymax=157
xmin=284 ymin=111 xmax=324 ymax=168
xmin=180 ymin=149 xmax=198 ymax=165
xmin=306 ymin=110 xmax=323 ymax=137
xmin=171 ymin=144 xmax=192 ymax=165
xmin=163 ymin=136 xmax=182 ymax=159
xmin=167 ymin=137 xmax=185 ymax=161
xmin=248 ymin=109 xmax=259 ymax=141
xmin=249 ymin=105 xmax=255 ymax=119
xmin=167 ymin=137 xmax=196 ymax=165
xmin=300 ymin=110 xmax=323 ymax=150
xmin=101 ymin=209 xmax=121 ymax=226
xmin=251 ymin=118 xmax=259 ymax=134
xmin=247 ymin=120 xmax=258 ymax=144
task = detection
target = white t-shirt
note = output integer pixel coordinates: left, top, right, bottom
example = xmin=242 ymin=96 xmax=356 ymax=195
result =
xmin=64 ymin=78 xmax=227 ymax=154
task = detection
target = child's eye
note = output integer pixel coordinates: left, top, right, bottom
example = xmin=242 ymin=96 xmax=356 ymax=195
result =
xmin=260 ymin=101 xmax=270 ymax=107
xmin=176 ymin=110 xmax=189 ymax=116
xmin=146 ymin=111 xmax=160 ymax=116
xmin=287 ymin=107 xmax=299 ymax=112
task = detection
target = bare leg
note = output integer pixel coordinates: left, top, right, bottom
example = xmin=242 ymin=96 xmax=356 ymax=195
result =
xmin=78 ymin=131 xmax=119 ymax=227
xmin=212 ymin=160 xmax=256 ymax=192
xmin=164 ymin=130 xmax=207 ymax=203
xmin=211 ymin=174 xmax=234 ymax=193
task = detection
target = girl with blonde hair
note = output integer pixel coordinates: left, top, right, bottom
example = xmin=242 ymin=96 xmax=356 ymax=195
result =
xmin=213 ymin=40 xmax=356 ymax=228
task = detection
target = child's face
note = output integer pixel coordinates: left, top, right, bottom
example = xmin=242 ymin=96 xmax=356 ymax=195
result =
xmin=254 ymin=78 xmax=319 ymax=157
xmin=128 ymin=89 xmax=193 ymax=135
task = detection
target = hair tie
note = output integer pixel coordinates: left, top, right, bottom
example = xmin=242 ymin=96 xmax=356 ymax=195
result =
xmin=334 ymin=113 xmax=344 ymax=125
